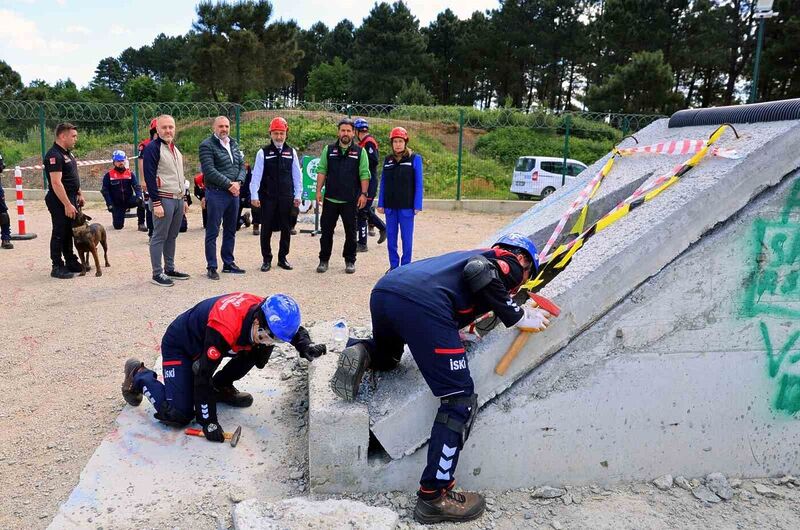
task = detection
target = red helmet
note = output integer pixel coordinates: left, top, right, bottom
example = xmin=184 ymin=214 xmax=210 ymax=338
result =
xmin=269 ymin=117 xmax=288 ymax=132
xmin=149 ymin=118 xmax=158 ymax=130
xmin=389 ymin=127 xmax=409 ymax=142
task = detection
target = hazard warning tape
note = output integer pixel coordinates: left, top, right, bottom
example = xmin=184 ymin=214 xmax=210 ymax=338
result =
xmin=617 ymin=139 xmax=741 ymax=159
xmin=526 ymin=123 xmax=740 ymax=290
xmin=1 ymin=156 xmax=139 ymax=172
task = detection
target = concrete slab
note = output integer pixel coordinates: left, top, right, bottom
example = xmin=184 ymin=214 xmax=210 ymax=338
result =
xmin=232 ymin=497 xmax=399 ymax=529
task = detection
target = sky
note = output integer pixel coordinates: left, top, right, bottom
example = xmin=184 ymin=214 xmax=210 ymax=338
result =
xmin=0 ymin=0 xmax=497 ymax=88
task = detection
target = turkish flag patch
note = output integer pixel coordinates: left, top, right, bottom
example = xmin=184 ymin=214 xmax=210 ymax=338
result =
xmin=207 ymin=346 xmax=221 ymax=361
xmin=497 ymin=260 xmax=510 ymax=275
xmin=49 ymin=157 xmax=56 ymax=165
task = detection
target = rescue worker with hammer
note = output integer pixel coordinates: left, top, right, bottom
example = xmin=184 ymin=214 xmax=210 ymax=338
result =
xmin=331 ymin=233 xmax=551 ymax=524
xmin=121 ymin=292 xmax=326 ymax=441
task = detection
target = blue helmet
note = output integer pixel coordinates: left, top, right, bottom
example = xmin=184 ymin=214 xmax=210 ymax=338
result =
xmin=354 ymin=118 xmax=369 ymax=131
xmin=260 ymin=294 xmax=301 ymax=342
xmin=112 ymin=150 xmax=126 ymax=162
xmin=494 ymin=233 xmax=539 ymax=273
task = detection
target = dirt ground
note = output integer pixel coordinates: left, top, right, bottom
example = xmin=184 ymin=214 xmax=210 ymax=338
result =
xmin=0 ymin=201 xmax=514 ymax=529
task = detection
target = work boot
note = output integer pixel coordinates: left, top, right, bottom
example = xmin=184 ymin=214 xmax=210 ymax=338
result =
xmin=356 ymin=243 xmax=368 ymax=253
xmin=345 ymin=261 xmax=356 ymax=274
xmin=317 ymin=260 xmax=328 ymax=273
xmin=1 ymin=239 xmax=13 ymax=249
xmin=213 ymin=383 xmax=253 ymax=407
xmin=51 ymin=265 xmax=75 ymax=279
xmin=121 ymin=358 xmax=145 ymax=406
xmin=242 ymin=212 xmax=252 ymax=228
xmin=253 ymin=225 xmax=260 ymax=236
xmin=66 ymin=260 xmax=87 ymax=273
xmin=414 ymin=489 xmax=486 ymax=524
xmin=330 ymin=343 xmax=372 ymax=400
xmin=377 ymin=229 xmax=387 ymax=244
xmin=290 ymin=228 xmax=297 ymax=235
xmin=138 ymin=223 xmax=147 ymax=232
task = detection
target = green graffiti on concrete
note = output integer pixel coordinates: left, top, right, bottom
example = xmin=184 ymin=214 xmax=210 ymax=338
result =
xmin=742 ymin=177 xmax=800 ymax=414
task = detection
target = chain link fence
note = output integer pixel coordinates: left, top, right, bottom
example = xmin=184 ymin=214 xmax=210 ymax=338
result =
xmin=0 ymin=100 xmax=664 ymax=200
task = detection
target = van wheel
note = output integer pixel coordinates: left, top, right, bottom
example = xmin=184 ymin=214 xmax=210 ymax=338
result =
xmin=541 ymin=187 xmax=556 ymax=198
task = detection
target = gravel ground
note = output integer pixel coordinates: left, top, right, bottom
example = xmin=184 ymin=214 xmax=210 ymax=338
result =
xmin=0 ymin=201 xmax=515 ymax=529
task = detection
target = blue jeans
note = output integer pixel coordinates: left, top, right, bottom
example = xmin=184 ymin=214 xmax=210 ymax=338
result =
xmin=205 ymin=188 xmax=239 ymax=269
xmin=385 ymin=208 xmax=415 ymax=269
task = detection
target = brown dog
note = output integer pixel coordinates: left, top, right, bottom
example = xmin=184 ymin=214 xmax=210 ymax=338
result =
xmin=72 ymin=211 xmax=110 ymax=277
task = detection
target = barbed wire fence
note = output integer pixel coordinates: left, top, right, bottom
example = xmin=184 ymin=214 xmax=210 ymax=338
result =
xmin=0 ymin=100 xmax=664 ymax=200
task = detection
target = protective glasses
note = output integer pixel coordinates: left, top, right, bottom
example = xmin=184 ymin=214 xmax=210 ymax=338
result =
xmin=255 ymin=325 xmax=281 ymax=345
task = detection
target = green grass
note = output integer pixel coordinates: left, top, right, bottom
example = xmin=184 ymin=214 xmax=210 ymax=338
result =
xmin=474 ymin=127 xmax=614 ymax=167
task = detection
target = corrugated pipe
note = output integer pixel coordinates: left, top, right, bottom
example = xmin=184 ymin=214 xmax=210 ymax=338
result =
xmin=669 ymin=98 xmax=800 ymax=128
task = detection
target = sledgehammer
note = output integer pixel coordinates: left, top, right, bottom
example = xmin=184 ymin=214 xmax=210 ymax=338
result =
xmin=494 ymin=293 xmax=561 ymax=376
xmin=184 ymin=425 xmax=242 ymax=447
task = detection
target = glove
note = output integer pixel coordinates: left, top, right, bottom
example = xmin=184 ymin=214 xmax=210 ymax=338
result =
xmin=203 ymin=422 xmax=225 ymax=443
xmin=106 ymin=205 xmax=113 ymax=212
xmin=253 ymin=346 xmax=272 ymax=369
xmin=300 ymin=343 xmax=327 ymax=362
xmin=515 ymin=305 xmax=551 ymax=332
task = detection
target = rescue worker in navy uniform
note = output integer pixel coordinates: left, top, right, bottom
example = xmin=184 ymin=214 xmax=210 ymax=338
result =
xmin=137 ymin=119 xmax=158 ymax=235
xmin=101 ymin=150 xmax=144 ymax=230
xmin=44 ymin=123 xmax=84 ymax=279
xmin=121 ymin=292 xmax=326 ymax=440
xmin=250 ymin=117 xmax=301 ymax=272
xmin=353 ymin=118 xmax=386 ymax=251
xmin=331 ymin=233 xmax=551 ymax=524
xmin=0 ymin=151 xmax=13 ymax=249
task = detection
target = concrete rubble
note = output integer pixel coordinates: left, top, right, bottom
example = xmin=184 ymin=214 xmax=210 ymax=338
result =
xmin=232 ymin=498 xmax=399 ymax=530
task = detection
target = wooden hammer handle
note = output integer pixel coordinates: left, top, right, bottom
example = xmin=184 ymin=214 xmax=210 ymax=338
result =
xmin=495 ymin=330 xmax=532 ymax=376
xmin=184 ymin=428 xmax=233 ymax=440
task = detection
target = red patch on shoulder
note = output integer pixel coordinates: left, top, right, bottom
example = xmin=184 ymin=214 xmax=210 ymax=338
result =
xmin=497 ymin=260 xmax=510 ymax=275
xmin=207 ymin=346 xmax=221 ymax=361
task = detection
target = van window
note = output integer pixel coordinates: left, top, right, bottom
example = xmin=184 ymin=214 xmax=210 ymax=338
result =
xmin=540 ymin=161 xmax=565 ymax=174
xmin=568 ymin=163 xmax=586 ymax=176
xmin=515 ymin=158 xmax=535 ymax=171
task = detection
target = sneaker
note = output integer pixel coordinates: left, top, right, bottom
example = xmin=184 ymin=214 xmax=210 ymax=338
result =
xmin=242 ymin=212 xmax=252 ymax=228
xmin=51 ymin=265 xmax=75 ymax=279
xmin=414 ymin=490 xmax=486 ymax=524
xmin=345 ymin=261 xmax=356 ymax=274
xmin=213 ymin=383 xmax=253 ymax=407
xmin=151 ymin=273 xmax=174 ymax=287
xmin=260 ymin=262 xmax=272 ymax=272
xmin=207 ymin=268 xmax=220 ymax=280
xmin=316 ymin=260 xmax=329 ymax=273
xmin=121 ymin=358 xmax=145 ymax=406
xmin=165 ymin=269 xmax=190 ymax=280
xmin=1 ymin=240 xmax=13 ymax=249
xmin=66 ymin=260 xmax=86 ymax=273
xmin=330 ymin=343 xmax=372 ymax=401
xmin=137 ymin=223 xmax=147 ymax=232
xmin=356 ymin=243 xmax=368 ymax=253
xmin=377 ymin=229 xmax=387 ymax=245
xmin=277 ymin=260 xmax=293 ymax=271
xmin=253 ymin=225 xmax=260 ymax=236
xmin=222 ymin=262 xmax=246 ymax=274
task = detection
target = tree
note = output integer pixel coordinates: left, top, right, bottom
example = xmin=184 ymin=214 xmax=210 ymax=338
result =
xmin=292 ymin=22 xmax=329 ymax=100
xmin=125 ymin=76 xmax=159 ymax=102
xmin=0 ymin=61 xmax=23 ymax=99
xmin=20 ymin=80 xmax=52 ymax=101
xmin=394 ymin=78 xmax=435 ymax=105
xmin=423 ymin=9 xmax=461 ymax=104
xmin=306 ymin=58 xmax=352 ymax=101
xmin=92 ymin=57 xmax=125 ymax=95
xmin=322 ymin=19 xmax=355 ymax=63
xmin=350 ymin=2 xmax=431 ymax=103
xmin=584 ymin=50 xmax=683 ymax=113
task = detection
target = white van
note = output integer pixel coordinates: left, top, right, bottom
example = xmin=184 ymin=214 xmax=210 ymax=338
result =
xmin=510 ymin=156 xmax=588 ymax=199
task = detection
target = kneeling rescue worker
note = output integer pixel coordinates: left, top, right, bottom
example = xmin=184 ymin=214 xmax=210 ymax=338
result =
xmin=331 ymin=233 xmax=551 ymax=524
xmin=122 ymin=292 xmax=326 ymax=441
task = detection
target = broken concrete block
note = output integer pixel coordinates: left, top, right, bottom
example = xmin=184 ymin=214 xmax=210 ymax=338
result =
xmin=753 ymin=484 xmax=784 ymax=499
xmin=652 ymin=475 xmax=673 ymax=491
xmin=692 ymin=485 xmax=722 ymax=504
xmin=532 ymin=486 xmax=566 ymax=499
xmin=232 ymin=498 xmax=399 ymax=530
xmin=705 ymin=473 xmax=734 ymax=501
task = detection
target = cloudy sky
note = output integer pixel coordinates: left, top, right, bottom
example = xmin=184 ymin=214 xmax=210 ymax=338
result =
xmin=0 ymin=0 xmax=497 ymax=87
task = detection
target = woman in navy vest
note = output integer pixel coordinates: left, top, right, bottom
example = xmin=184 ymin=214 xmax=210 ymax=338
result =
xmin=377 ymin=127 xmax=423 ymax=270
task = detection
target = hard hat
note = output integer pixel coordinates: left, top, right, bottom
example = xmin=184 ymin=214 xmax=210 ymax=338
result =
xmin=354 ymin=118 xmax=369 ymax=131
xmin=269 ymin=117 xmax=288 ymax=132
xmin=389 ymin=127 xmax=409 ymax=142
xmin=494 ymin=233 xmax=539 ymax=273
xmin=259 ymin=294 xmax=301 ymax=342
xmin=112 ymin=150 xmax=126 ymax=162
xmin=149 ymin=118 xmax=158 ymax=130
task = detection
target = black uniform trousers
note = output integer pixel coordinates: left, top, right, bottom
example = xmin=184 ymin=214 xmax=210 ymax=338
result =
xmin=319 ymin=198 xmax=358 ymax=263
xmin=45 ymin=191 xmax=78 ymax=267
xmin=259 ymin=195 xmax=293 ymax=264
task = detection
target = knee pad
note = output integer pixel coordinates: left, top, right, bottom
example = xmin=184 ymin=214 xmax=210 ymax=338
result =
xmin=0 ymin=211 xmax=9 ymax=226
xmin=154 ymin=402 xmax=193 ymax=427
xmin=435 ymin=393 xmax=479 ymax=447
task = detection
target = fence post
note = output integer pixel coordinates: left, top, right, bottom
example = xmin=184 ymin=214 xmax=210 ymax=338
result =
xmin=346 ymin=104 xmax=352 ymax=119
xmin=38 ymin=103 xmax=47 ymax=189
xmin=235 ymin=105 xmax=241 ymax=144
xmin=561 ymin=114 xmax=571 ymax=187
xmin=621 ymin=116 xmax=630 ymax=138
xmin=456 ymin=108 xmax=464 ymax=201
xmin=132 ymin=104 xmax=139 ymax=174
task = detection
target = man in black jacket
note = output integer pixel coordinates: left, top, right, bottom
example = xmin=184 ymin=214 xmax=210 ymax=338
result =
xmin=199 ymin=116 xmax=246 ymax=280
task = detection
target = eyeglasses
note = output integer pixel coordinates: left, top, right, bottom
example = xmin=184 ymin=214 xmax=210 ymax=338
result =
xmin=255 ymin=325 xmax=281 ymax=345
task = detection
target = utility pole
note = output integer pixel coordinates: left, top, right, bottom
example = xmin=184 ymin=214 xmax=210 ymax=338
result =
xmin=749 ymin=0 xmax=778 ymax=104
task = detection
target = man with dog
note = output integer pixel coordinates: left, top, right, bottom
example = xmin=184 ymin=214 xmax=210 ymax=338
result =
xmin=121 ymin=292 xmax=326 ymax=442
xmin=199 ymin=116 xmax=246 ymax=280
xmin=142 ymin=115 xmax=191 ymax=287
xmin=44 ymin=122 xmax=84 ymax=279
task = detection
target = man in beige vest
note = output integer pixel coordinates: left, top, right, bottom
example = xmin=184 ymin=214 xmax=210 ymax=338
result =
xmin=142 ymin=115 xmax=191 ymax=286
